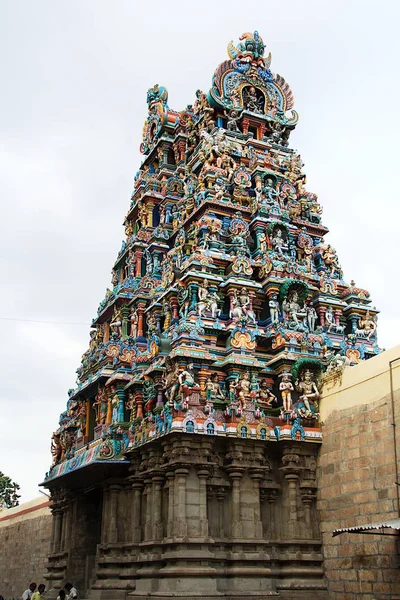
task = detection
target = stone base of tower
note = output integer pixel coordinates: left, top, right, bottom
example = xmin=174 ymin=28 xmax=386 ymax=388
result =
xmin=45 ymin=434 xmax=327 ymax=599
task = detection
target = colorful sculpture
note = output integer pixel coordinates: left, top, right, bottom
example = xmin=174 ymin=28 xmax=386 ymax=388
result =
xmin=47 ymin=28 xmax=380 ymax=470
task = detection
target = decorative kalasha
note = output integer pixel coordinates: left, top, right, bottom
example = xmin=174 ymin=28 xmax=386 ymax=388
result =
xmin=43 ymin=31 xmax=380 ymax=599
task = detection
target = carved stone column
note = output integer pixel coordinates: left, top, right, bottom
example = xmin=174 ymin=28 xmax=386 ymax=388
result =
xmin=107 ymin=484 xmax=121 ymax=543
xmin=152 ymin=475 xmax=164 ymax=540
xmin=197 ymin=468 xmax=210 ymax=538
xmin=227 ymin=469 xmax=244 ymax=538
xmin=52 ymin=508 xmax=63 ymax=553
xmin=131 ymin=480 xmax=143 ymax=543
xmin=281 ymin=450 xmax=302 ymax=539
xmin=165 ymin=471 xmax=175 ymax=538
xmin=174 ymin=467 xmax=189 ymax=538
xmin=135 ymin=249 xmax=143 ymax=278
xmin=101 ymin=486 xmax=110 ymax=543
xmin=300 ymin=482 xmax=317 ymax=538
xmin=144 ymin=479 xmax=153 ymax=541
xmin=216 ymin=486 xmax=226 ymax=538
xmin=170 ymin=296 xmax=179 ymax=320
xmin=137 ymin=302 xmax=146 ymax=337
xmin=249 ymin=468 xmax=263 ymax=539
xmin=60 ymin=496 xmax=72 ymax=551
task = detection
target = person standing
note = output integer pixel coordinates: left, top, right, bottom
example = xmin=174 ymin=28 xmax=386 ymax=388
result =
xmin=65 ymin=583 xmax=78 ymax=600
xmin=31 ymin=584 xmax=46 ymax=600
xmin=56 ymin=590 xmax=66 ymax=600
xmin=22 ymin=583 xmax=37 ymax=600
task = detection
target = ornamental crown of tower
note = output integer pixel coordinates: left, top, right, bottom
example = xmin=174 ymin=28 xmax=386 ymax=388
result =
xmin=46 ymin=30 xmax=379 ymax=480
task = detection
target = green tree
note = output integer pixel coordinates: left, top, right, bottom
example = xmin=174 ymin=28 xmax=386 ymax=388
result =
xmin=0 ymin=472 xmax=20 ymax=508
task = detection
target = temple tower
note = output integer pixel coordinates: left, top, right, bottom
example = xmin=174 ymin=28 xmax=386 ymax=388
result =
xmin=43 ymin=31 xmax=379 ymax=600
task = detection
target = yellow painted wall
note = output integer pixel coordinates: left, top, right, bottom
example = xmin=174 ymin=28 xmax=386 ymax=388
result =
xmin=320 ymin=345 xmax=400 ymax=422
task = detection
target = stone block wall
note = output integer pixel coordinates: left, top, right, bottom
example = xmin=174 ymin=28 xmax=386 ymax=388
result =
xmin=0 ymin=498 xmax=52 ymax=600
xmin=318 ymin=391 xmax=400 ymax=599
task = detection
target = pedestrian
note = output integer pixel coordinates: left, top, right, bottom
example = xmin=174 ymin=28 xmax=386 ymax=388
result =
xmin=64 ymin=583 xmax=78 ymax=600
xmin=31 ymin=584 xmax=46 ymax=600
xmin=56 ymin=590 xmax=66 ymax=600
xmin=22 ymin=583 xmax=37 ymax=600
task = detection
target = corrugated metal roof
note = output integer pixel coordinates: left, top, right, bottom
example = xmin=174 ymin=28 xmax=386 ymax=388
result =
xmin=333 ymin=518 xmax=400 ymax=537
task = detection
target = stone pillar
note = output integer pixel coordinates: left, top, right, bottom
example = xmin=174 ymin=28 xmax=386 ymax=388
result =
xmin=131 ymin=480 xmax=143 ymax=542
xmin=170 ymin=296 xmax=179 ymax=320
xmin=265 ymin=488 xmax=278 ymax=539
xmin=197 ymin=368 xmax=209 ymax=400
xmin=318 ymin=306 xmax=326 ymax=328
xmin=189 ymin=282 xmax=198 ymax=312
xmin=174 ymin=467 xmax=189 ymax=538
xmin=107 ymin=484 xmax=121 ymax=543
xmin=228 ymin=470 xmax=243 ymax=538
xmin=135 ymin=249 xmax=143 ymax=277
xmin=121 ymin=305 xmax=130 ymax=338
xmin=60 ymin=501 xmax=71 ymax=551
xmin=216 ymin=487 xmax=226 ymax=538
xmin=281 ymin=449 xmax=302 ymax=539
xmin=137 ymin=302 xmax=146 ymax=337
xmin=197 ymin=468 xmax=210 ymax=538
xmin=301 ymin=486 xmax=316 ymax=537
xmin=152 ymin=475 xmax=164 ymax=540
xmin=334 ymin=309 xmax=341 ymax=327
xmin=52 ymin=509 xmax=63 ymax=553
xmin=249 ymin=469 xmax=263 ymax=539
xmin=116 ymin=384 xmax=126 ymax=422
xmin=144 ymin=479 xmax=153 ymax=541
xmin=101 ymin=486 xmax=110 ymax=543
xmin=165 ymin=471 xmax=175 ymax=538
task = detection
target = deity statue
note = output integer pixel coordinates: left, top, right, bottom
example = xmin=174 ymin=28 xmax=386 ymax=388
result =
xmin=283 ymin=290 xmax=307 ymax=327
xmin=197 ymin=279 xmax=221 ymax=319
xmin=269 ymin=293 xmax=280 ymax=323
xmin=144 ymin=249 xmax=153 ymax=275
xmin=279 ymin=372 xmax=294 ymax=412
xmin=137 ymin=200 xmax=148 ymax=228
xmin=235 ymin=371 xmax=252 ymax=409
xmin=205 ymin=373 xmax=225 ymax=409
xmin=51 ymin=433 xmax=62 ymax=465
xmin=126 ymin=390 xmax=136 ymax=423
xmin=225 ymin=108 xmax=241 ymax=132
xmin=110 ymin=307 xmax=122 ymax=337
xmin=259 ymin=232 xmax=267 ymax=252
xmin=110 ymin=385 xmax=119 ymax=424
xmin=162 ymin=300 xmax=171 ymax=331
xmin=271 ymin=228 xmax=288 ymax=255
xmin=178 ymin=364 xmax=197 ymax=401
xmin=264 ymin=178 xmax=279 ymax=204
xmin=325 ymin=305 xmax=335 ymax=332
xmin=159 ymin=204 xmax=166 ymax=225
xmin=306 ymin=304 xmax=318 ymax=332
xmin=321 ymin=245 xmax=342 ymax=279
xmin=356 ymin=310 xmax=377 ymax=340
xmin=295 ymin=369 xmax=320 ymax=417
xmin=164 ymin=362 xmax=180 ymax=406
xmin=130 ymin=309 xmax=139 ymax=338
xmin=229 ymin=288 xmax=257 ymax=324
xmin=258 ymin=379 xmax=277 ymax=408
xmin=243 ymin=86 xmax=263 ymax=114
xmin=93 ymin=386 xmax=108 ymax=425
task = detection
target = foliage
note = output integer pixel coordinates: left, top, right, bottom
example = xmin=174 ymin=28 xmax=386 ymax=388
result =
xmin=0 ymin=472 xmax=21 ymax=509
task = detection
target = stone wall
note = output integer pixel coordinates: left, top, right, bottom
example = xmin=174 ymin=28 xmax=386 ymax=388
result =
xmin=0 ymin=498 xmax=52 ymax=600
xmin=318 ymin=346 xmax=400 ymax=599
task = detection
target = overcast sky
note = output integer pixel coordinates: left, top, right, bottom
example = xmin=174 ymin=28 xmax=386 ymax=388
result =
xmin=1 ymin=0 xmax=399 ymax=502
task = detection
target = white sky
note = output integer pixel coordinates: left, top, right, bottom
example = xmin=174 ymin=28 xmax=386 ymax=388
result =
xmin=1 ymin=0 xmax=399 ymax=502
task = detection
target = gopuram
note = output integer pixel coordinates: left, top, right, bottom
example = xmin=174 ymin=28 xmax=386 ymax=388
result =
xmin=43 ymin=31 xmax=380 ymax=599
